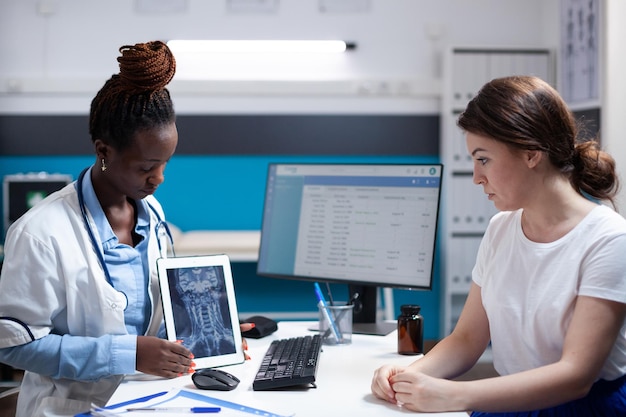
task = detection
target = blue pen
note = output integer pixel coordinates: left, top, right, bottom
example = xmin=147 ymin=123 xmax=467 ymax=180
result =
xmin=126 ymin=407 xmax=221 ymax=413
xmin=313 ymin=282 xmax=342 ymax=342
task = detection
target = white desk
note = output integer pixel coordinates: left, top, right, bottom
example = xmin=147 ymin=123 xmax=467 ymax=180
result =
xmin=108 ymin=321 xmax=467 ymax=417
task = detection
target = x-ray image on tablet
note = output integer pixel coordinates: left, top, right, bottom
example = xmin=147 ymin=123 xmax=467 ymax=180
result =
xmin=157 ymin=255 xmax=245 ymax=369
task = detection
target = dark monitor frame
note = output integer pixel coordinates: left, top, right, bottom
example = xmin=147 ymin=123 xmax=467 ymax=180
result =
xmin=3 ymin=173 xmax=72 ymax=239
xmin=256 ymin=163 xmax=443 ymax=335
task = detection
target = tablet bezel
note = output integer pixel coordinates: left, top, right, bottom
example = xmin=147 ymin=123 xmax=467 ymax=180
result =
xmin=157 ymin=254 xmax=245 ymax=369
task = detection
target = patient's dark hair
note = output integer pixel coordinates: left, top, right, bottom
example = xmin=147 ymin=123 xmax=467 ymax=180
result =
xmin=89 ymin=40 xmax=176 ymax=151
xmin=457 ymin=75 xmax=619 ymax=206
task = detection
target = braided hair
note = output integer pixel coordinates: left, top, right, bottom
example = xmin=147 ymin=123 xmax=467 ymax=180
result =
xmin=89 ymin=40 xmax=176 ymax=151
xmin=457 ymin=76 xmax=619 ymax=206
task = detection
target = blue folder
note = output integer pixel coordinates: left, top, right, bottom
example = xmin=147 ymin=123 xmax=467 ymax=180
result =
xmin=75 ymin=391 xmax=169 ymax=416
xmin=76 ymin=388 xmax=293 ymax=417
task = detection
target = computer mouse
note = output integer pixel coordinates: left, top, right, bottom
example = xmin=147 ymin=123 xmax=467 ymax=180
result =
xmin=192 ymin=368 xmax=240 ymax=391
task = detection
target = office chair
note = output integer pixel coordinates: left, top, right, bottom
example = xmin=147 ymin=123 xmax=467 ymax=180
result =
xmin=0 ymin=386 xmax=19 ymax=417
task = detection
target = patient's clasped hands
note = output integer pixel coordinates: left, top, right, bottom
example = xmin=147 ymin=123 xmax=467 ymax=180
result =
xmin=371 ymin=364 xmax=463 ymax=413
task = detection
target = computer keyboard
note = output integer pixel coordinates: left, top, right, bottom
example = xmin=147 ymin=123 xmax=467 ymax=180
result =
xmin=252 ymin=334 xmax=322 ymax=391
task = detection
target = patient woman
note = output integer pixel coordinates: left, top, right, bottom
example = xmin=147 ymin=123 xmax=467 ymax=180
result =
xmin=371 ymin=76 xmax=626 ymax=415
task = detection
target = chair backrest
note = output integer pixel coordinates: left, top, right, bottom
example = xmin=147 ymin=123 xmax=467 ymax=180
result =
xmin=0 ymin=386 xmax=20 ymax=417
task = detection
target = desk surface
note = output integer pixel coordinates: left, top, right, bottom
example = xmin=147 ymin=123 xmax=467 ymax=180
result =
xmin=109 ymin=321 xmax=467 ymax=417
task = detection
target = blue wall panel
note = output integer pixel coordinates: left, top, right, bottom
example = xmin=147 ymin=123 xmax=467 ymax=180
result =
xmin=0 ymin=154 xmax=443 ymax=339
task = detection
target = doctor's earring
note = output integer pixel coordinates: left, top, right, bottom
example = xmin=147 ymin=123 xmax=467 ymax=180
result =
xmin=101 ymin=159 xmax=107 ymax=172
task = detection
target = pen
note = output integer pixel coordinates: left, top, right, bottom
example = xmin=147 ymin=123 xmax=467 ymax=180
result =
xmin=324 ymin=282 xmax=335 ymax=306
xmin=313 ymin=282 xmax=342 ymax=341
xmin=126 ymin=407 xmax=221 ymax=413
xmin=322 ymin=291 xmax=360 ymax=339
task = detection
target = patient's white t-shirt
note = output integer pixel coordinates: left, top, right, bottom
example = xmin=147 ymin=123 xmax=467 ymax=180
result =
xmin=473 ymin=205 xmax=626 ymax=381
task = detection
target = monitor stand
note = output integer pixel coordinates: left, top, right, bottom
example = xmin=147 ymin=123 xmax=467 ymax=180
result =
xmin=349 ymin=284 xmax=396 ymax=336
xmin=352 ymin=322 xmax=396 ymax=336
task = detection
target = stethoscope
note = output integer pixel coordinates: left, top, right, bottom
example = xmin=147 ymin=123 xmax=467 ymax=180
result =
xmin=76 ymin=167 xmax=175 ymax=285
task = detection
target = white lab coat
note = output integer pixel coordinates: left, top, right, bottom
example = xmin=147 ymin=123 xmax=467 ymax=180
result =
xmin=0 ymin=181 xmax=168 ymax=417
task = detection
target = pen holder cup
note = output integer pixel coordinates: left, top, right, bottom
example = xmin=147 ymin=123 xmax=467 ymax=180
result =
xmin=318 ymin=302 xmax=354 ymax=345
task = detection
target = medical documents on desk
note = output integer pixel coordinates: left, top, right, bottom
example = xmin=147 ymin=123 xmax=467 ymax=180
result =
xmin=81 ymin=389 xmax=294 ymax=417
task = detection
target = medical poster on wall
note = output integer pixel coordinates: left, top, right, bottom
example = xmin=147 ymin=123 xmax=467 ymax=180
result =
xmin=560 ymin=0 xmax=600 ymax=104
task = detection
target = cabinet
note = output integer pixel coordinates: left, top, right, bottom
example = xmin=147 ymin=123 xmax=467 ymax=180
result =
xmin=440 ymin=47 xmax=555 ymax=336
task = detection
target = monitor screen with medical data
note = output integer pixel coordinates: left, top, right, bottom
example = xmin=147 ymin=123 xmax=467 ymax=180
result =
xmin=257 ymin=163 xmax=443 ymax=291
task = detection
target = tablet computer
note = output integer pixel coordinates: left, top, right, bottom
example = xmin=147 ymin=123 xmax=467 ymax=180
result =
xmin=157 ymin=254 xmax=245 ymax=369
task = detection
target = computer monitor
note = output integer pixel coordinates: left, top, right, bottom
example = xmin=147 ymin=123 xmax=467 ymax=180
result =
xmin=3 ymin=172 xmax=73 ymax=239
xmin=257 ymin=163 xmax=443 ymax=335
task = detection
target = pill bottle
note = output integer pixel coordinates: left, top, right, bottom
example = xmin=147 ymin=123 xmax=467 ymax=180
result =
xmin=397 ymin=304 xmax=423 ymax=355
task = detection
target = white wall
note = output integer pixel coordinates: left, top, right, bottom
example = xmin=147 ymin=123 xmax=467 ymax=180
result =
xmin=602 ymin=0 xmax=626 ymax=213
xmin=0 ymin=0 xmax=557 ymax=115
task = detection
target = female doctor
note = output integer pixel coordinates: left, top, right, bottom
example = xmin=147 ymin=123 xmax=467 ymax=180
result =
xmin=0 ymin=41 xmax=245 ymax=417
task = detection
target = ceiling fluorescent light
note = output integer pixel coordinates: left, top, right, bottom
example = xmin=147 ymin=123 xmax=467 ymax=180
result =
xmin=167 ymin=40 xmax=356 ymax=54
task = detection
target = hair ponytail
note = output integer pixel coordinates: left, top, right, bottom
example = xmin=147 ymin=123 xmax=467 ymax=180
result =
xmin=89 ymin=40 xmax=176 ymax=150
